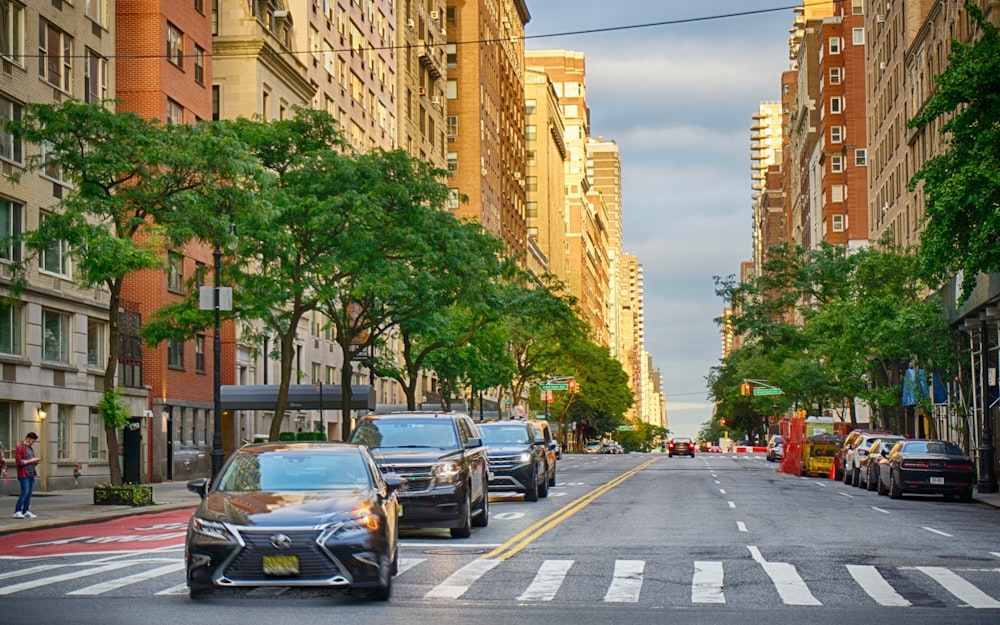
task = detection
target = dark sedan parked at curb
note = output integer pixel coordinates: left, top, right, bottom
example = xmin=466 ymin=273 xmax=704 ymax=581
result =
xmin=876 ymin=439 xmax=976 ymax=501
xmin=479 ymin=421 xmax=549 ymax=501
xmin=185 ymin=442 xmax=402 ymax=601
xmin=349 ymin=411 xmax=490 ymax=538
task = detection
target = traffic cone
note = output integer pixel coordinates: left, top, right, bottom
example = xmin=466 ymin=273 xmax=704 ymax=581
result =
xmin=828 ymin=461 xmax=836 ymax=480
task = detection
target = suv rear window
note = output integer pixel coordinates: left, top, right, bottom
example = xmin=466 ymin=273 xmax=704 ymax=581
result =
xmin=351 ymin=418 xmax=459 ymax=449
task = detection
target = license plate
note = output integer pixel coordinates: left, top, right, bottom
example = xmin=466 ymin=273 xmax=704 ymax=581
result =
xmin=262 ymin=554 xmax=299 ymax=576
xmin=930 ymin=477 xmax=944 ymax=485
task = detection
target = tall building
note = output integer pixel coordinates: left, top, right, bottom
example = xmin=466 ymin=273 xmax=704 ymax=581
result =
xmin=750 ymin=100 xmax=783 ymax=275
xmin=588 ymin=137 xmax=623 ymax=356
xmin=445 ymin=0 xmax=530 ymax=259
xmin=397 ymin=0 xmax=446 ymax=169
xmin=1 ymin=0 xmax=126 ymax=490
xmin=524 ymin=67 xmax=567 ymax=279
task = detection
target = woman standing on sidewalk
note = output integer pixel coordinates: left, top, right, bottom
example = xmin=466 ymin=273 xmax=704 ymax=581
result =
xmin=14 ymin=432 xmax=40 ymax=519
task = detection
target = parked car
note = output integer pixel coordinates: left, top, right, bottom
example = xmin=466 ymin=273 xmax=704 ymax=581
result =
xmin=668 ymin=437 xmax=696 ymax=457
xmin=527 ymin=419 xmax=559 ymax=486
xmin=583 ymin=440 xmax=603 ymax=454
xmin=875 ymin=439 xmax=976 ymax=501
xmin=478 ymin=421 xmax=549 ymax=501
xmin=766 ymin=435 xmax=784 ymax=462
xmin=185 ymin=442 xmax=402 ymax=600
xmin=844 ymin=431 xmax=899 ymax=487
xmin=835 ymin=430 xmax=893 ymax=481
xmin=860 ymin=436 xmax=906 ymax=490
xmin=708 ymin=445 xmax=722 ymax=453
xmin=349 ymin=411 xmax=490 ymax=538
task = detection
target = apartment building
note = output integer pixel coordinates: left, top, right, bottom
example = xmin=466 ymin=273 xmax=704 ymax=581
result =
xmin=445 ymin=0 xmax=529 ymax=259
xmin=398 ymin=0 xmax=446 ymax=169
xmin=588 ymin=137 xmax=623 ymax=356
xmin=524 ymin=67 xmax=567 ymax=281
xmin=750 ymin=100 xmax=783 ymax=275
xmin=0 ymin=0 xmax=127 ymax=491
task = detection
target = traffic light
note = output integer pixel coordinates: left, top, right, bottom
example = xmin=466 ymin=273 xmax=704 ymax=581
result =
xmin=741 ymin=382 xmax=752 ymax=396
xmin=720 ymin=418 xmax=727 ymax=426
xmin=568 ymin=379 xmax=577 ymax=392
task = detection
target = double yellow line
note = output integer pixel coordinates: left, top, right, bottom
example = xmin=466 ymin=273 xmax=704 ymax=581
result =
xmin=482 ymin=456 xmax=661 ymax=561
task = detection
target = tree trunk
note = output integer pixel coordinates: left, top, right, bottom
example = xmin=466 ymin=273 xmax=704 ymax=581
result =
xmin=103 ymin=284 xmax=123 ymax=485
xmin=268 ymin=331 xmax=296 ymax=442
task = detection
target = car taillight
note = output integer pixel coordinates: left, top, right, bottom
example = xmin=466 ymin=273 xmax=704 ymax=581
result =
xmin=944 ymin=463 xmax=972 ymax=470
xmin=900 ymin=460 xmax=931 ymax=469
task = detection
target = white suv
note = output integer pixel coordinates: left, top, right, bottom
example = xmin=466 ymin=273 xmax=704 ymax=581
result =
xmin=843 ymin=431 xmax=896 ymax=487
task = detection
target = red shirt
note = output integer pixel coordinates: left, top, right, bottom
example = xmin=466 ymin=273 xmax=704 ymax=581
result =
xmin=15 ymin=442 xmax=37 ymax=479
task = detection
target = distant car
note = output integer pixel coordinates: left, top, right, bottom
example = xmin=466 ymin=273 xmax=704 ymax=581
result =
xmin=836 ymin=429 xmax=893 ymax=481
xmin=766 ymin=435 xmax=784 ymax=462
xmin=668 ymin=437 xmax=695 ymax=457
xmin=708 ymin=445 xmax=722 ymax=453
xmin=843 ymin=431 xmax=897 ymax=487
xmin=185 ymin=442 xmax=402 ymax=600
xmin=584 ymin=440 xmax=602 ymax=454
xmin=527 ymin=419 xmax=559 ymax=486
xmin=876 ymin=439 xmax=975 ymax=501
xmin=478 ymin=421 xmax=549 ymax=501
xmin=863 ymin=437 xmax=906 ymax=491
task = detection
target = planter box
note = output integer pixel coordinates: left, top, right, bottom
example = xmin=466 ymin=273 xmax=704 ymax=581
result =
xmin=93 ymin=484 xmax=154 ymax=507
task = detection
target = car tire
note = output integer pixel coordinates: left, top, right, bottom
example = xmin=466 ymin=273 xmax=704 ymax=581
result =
xmin=548 ymin=466 xmax=557 ymax=487
xmin=450 ymin=491 xmax=473 ymax=538
xmin=525 ymin=470 xmax=539 ymax=502
xmin=876 ymin=472 xmax=888 ymax=495
xmin=842 ymin=462 xmax=852 ymax=484
xmin=188 ymin=582 xmax=214 ymax=600
xmin=866 ymin=469 xmax=878 ymax=491
xmin=366 ymin=552 xmax=393 ymax=601
xmin=472 ymin=477 xmax=490 ymax=527
xmin=851 ymin=467 xmax=861 ymax=487
xmin=889 ymin=471 xmax=903 ymax=499
xmin=538 ymin=475 xmax=549 ymax=498
xmin=960 ymin=487 xmax=973 ymax=503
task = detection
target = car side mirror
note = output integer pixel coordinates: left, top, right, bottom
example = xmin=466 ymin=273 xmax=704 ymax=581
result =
xmin=187 ymin=477 xmax=209 ymax=499
xmin=465 ymin=436 xmax=482 ymax=448
xmin=384 ymin=474 xmax=405 ymax=493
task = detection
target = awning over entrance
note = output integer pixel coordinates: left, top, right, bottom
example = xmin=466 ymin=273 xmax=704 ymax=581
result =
xmin=220 ymin=384 xmax=376 ymax=411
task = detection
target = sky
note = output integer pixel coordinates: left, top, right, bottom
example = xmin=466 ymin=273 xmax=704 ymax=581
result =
xmin=523 ymin=2 xmax=798 ymax=439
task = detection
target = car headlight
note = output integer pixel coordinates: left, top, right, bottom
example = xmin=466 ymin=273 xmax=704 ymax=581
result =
xmin=517 ymin=451 xmax=532 ymax=463
xmin=189 ymin=516 xmax=237 ymax=545
xmin=329 ymin=503 xmax=382 ymax=537
xmin=434 ymin=460 xmax=462 ymax=484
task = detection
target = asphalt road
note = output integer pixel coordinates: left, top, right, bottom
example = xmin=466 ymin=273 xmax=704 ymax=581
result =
xmin=1 ymin=452 xmax=997 ymax=625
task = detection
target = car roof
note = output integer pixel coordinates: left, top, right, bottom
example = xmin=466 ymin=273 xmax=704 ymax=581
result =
xmin=359 ymin=411 xmax=470 ymax=420
xmin=238 ymin=442 xmax=365 ymax=454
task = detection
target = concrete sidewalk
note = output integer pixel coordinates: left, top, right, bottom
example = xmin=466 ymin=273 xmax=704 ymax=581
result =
xmin=0 ymin=480 xmax=202 ymax=536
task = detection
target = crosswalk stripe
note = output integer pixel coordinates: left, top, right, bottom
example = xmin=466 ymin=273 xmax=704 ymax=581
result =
xmin=424 ymin=558 xmax=500 ymax=599
xmin=0 ymin=562 xmax=137 ymax=595
xmin=396 ymin=557 xmax=424 ymax=576
xmin=604 ymin=560 xmax=644 ymax=602
xmin=692 ymin=561 xmax=725 ymax=604
xmin=760 ymin=561 xmax=821 ymax=605
xmin=517 ymin=559 xmax=574 ymax=601
xmin=916 ymin=566 xmax=1000 ymax=609
xmin=68 ymin=562 xmax=185 ymax=595
xmin=846 ymin=564 xmax=911 ymax=606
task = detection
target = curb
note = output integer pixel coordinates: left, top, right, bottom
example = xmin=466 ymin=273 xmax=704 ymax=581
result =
xmin=0 ymin=502 xmax=195 ymax=537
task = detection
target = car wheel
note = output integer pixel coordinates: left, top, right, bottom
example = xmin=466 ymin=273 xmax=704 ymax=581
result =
xmin=472 ymin=478 xmax=489 ymax=527
xmin=188 ymin=582 xmax=214 ymax=600
xmin=842 ymin=462 xmax=852 ymax=484
xmin=889 ymin=471 xmax=903 ymax=499
xmin=876 ymin=472 xmax=888 ymax=495
xmin=366 ymin=552 xmax=393 ymax=601
xmin=851 ymin=467 xmax=861 ymax=487
xmin=450 ymin=491 xmax=473 ymax=538
xmin=548 ymin=466 xmax=557 ymax=487
xmin=866 ymin=469 xmax=877 ymax=491
xmin=959 ymin=487 xmax=973 ymax=503
xmin=538 ymin=474 xmax=550 ymax=498
xmin=524 ymin=469 xmax=539 ymax=502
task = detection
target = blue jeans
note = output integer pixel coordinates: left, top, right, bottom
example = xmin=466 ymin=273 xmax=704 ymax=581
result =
xmin=15 ymin=476 xmax=34 ymax=513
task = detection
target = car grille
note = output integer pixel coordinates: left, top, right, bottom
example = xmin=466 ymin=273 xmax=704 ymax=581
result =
xmin=487 ymin=453 xmax=522 ymax=470
xmin=379 ymin=464 xmax=435 ymax=493
xmin=223 ymin=529 xmax=341 ymax=581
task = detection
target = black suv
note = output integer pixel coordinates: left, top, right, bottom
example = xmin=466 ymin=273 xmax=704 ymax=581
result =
xmin=479 ymin=420 xmax=549 ymax=501
xmin=349 ymin=411 xmax=489 ymax=538
xmin=527 ymin=419 xmax=558 ymax=487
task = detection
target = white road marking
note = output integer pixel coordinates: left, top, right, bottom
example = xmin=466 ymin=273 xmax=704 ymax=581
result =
xmin=846 ymin=564 xmax=911 ymax=606
xmin=922 ymin=526 xmax=953 ymax=538
xmin=0 ymin=562 xmax=137 ymax=595
xmin=155 ymin=583 xmax=188 ymax=596
xmin=727 ymin=501 xmax=736 ymax=509
xmin=871 ymin=506 xmax=891 ymax=514
xmin=604 ymin=559 xmax=644 ymax=603
xmin=839 ymin=492 xmax=854 ymax=498
xmin=424 ymin=558 xmax=500 ymax=599
xmin=916 ymin=566 xmax=1000 ymax=608
xmin=736 ymin=522 xmax=748 ymax=533
xmin=747 ymin=545 xmax=820 ymax=606
xmin=691 ymin=561 xmax=725 ymax=604
xmin=396 ymin=557 xmax=424 ymax=575
xmin=492 ymin=512 xmax=526 ymax=520
xmin=719 ymin=489 xmax=727 ymax=495
xmin=68 ymin=562 xmax=185 ymax=595
xmin=991 ymin=552 xmax=1000 ymax=559
xmin=714 ymin=480 xmax=721 ymax=485
xmin=517 ymin=559 xmax=574 ymax=601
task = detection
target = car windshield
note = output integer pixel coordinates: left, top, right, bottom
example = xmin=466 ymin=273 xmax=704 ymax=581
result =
xmin=903 ymin=441 xmax=965 ymax=455
xmin=216 ymin=450 xmax=371 ymax=492
xmin=351 ymin=418 xmax=459 ymax=449
xmin=480 ymin=425 xmax=532 ymax=445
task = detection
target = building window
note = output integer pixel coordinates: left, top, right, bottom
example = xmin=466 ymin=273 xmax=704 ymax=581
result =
xmin=525 ymin=99 xmax=536 ymax=115
xmin=0 ymin=301 xmax=22 ymax=356
xmin=212 ymin=85 xmax=220 ymax=121
xmin=89 ymin=408 xmax=107 ymax=460
xmin=40 ymin=141 xmax=65 ymax=183
xmin=830 ymin=126 xmax=843 ymax=143
xmin=167 ymin=252 xmax=183 ymax=292
xmin=57 ymin=404 xmax=71 ymax=460
xmin=446 ymin=188 xmax=459 ymax=210
xmin=167 ymin=337 xmax=184 ymax=369
xmin=195 ymin=0 xmax=204 ymax=14
xmin=832 ymin=214 xmax=845 ymax=232
xmin=829 ymin=96 xmax=842 ymax=114
xmin=1 ymin=197 xmax=22 ymax=261
xmin=852 ymin=0 xmax=864 ymax=14
xmin=831 ymin=184 xmax=845 ymax=203
xmin=84 ymin=49 xmax=108 ymax=104
xmin=87 ymin=318 xmax=104 ymax=367
xmin=167 ymin=98 xmax=183 ymax=124
xmin=0 ymin=95 xmax=23 ymax=164
xmin=855 ymin=148 xmax=867 ymax=166
xmin=447 ymin=115 xmax=458 ymax=138
xmin=852 ymin=27 xmax=865 ymax=45
xmin=527 ymin=150 xmax=536 ymax=165
xmin=0 ymin=0 xmax=25 ymax=65
xmin=40 ymin=214 xmax=70 ymax=276
xmin=311 ymin=311 xmax=322 ymax=336
xmin=194 ymin=261 xmax=206 ymax=285
xmin=195 ymin=334 xmax=205 ymax=372
xmin=447 ymin=152 xmax=458 ymax=173
xmin=194 ymin=45 xmax=205 ymax=84
xmin=167 ymin=22 xmax=183 ymax=68
xmin=829 ymin=67 xmax=841 ymax=85
xmin=211 ymin=0 xmax=218 ymax=35
xmin=42 ymin=309 xmax=70 ymax=363
xmin=525 ymin=176 xmax=537 ymax=192
xmin=830 ymin=154 xmax=843 ymax=173
xmin=526 ymin=125 xmax=537 ymax=141
xmin=828 ymin=37 xmax=841 ymax=54
xmin=311 ymin=362 xmax=321 ymax=384
xmin=85 ymin=0 xmax=107 ymax=26
xmin=38 ymin=20 xmax=73 ymax=92
xmin=0 ymin=401 xmax=14 ymax=454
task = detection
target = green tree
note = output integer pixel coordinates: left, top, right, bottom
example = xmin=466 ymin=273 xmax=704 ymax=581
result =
xmin=908 ymin=1 xmax=1000 ymax=297
xmin=2 ymin=102 xmax=256 ymax=484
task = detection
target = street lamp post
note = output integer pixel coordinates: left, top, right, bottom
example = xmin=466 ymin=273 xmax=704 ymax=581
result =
xmin=210 ymin=237 xmax=224 ymax=480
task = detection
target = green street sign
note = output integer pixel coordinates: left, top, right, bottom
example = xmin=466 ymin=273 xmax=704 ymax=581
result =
xmin=753 ymin=388 xmax=783 ymax=396
xmin=540 ymin=383 xmax=569 ymax=391
xmin=617 ymin=425 xmax=636 ymax=431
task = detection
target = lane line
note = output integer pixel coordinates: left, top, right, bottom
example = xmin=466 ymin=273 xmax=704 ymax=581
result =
xmin=728 ymin=501 xmax=736 ymax=509
xmin=719 ymin=489 xmax=727 ymax=495
xmin=604 ymin=559 xmax=644 ymax=603
xmin=922 ymin=526 xmax=953 ymax=538
xmin=871 ymin=506 xmax=890 ymax=514
xmin=846 ymin=564 xmax=911 ymax=606
xmin=691 ymin=561 xmax=725 ymax=604
xmin=737 ymin=521 xmax=748 ymax=532
xmin=517 ymin=559 xmax=574 ymax=601
xmin=916 ymin=566 xmax=1000 ymax=608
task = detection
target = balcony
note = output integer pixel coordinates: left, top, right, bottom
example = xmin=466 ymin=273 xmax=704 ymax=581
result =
xmin=418 ymin=40 xmax=445 ymax=80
